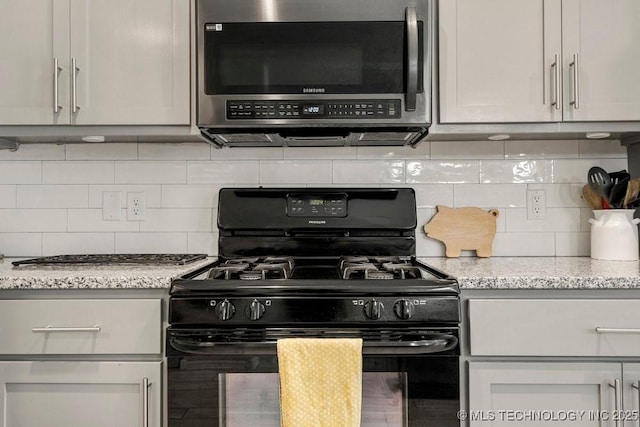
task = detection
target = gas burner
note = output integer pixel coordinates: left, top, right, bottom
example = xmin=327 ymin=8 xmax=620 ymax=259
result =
xmin=252 ymin=262 xmax=291 ymax=279
xmin=341 ymin=263 xmax=379 ymax=280
xmin=382 ymin=263 xmax=423 ymax=279
xmin=208 ymin=264 xmax=250 ymax=280
xmin=372 ymin=256 xmax=402 ymax=264
xmin=239 ymin=272 xmax=263 ymax=281
xmin=366 ymin=271 xmax=394 ymax=280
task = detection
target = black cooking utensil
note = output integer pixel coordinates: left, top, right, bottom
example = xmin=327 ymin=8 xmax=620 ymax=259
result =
xmin=608 ymin=170 xmax=630 ymax=186
xmin=587 ymin=166 xmax=613 ymax=205
xmin=608 ymin=176 xmax=630 ymax=208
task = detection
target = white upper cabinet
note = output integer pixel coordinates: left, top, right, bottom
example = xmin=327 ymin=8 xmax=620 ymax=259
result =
xmin=439 ymin=0 xmax=640 ymax=123
xmin=0 ymin=0 xmax=190 ymax=126
xmin=562 ymin=0 xmax=640 ymax=121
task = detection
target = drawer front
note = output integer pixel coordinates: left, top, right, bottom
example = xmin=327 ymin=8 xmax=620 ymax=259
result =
xmin=0 ymin=299 xmax=161 ymax=355
xmin=469 ymin=299 xmax=640 ymax=356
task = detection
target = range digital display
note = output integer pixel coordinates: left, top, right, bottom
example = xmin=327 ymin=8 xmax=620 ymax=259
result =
xmin=309 ymin=199 xmax=324 ymax=206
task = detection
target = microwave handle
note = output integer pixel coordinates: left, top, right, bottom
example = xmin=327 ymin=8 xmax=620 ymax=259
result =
xmin=405 ymin=7 xmax=418 ymax=112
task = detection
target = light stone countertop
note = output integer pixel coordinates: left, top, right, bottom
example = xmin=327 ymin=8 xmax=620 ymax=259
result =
xmin=422 ymin=257 xmax=640 ymax=289
xmin=0 ymin=257 xmax=215 ymax=290
xmin=1 ymin=256 xmax=639 ymax=290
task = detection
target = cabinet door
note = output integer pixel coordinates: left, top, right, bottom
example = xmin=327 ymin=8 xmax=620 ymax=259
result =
xmin=0 ymin=0 xmax=70 ymax=125
xmin=562 ymin=0 xmax=640 ymax=121
xmin=69 ymin=0 xmax=190 ymax=125
xmin=0 ymin=361 xmax=161 ymax=427
xmin=624 ymin=364 xmax=640 ymax=427
xmin=469 ymin=362 xmax=620 ymax=426
xmin=438 ymin=0 xmax=562 ymax=123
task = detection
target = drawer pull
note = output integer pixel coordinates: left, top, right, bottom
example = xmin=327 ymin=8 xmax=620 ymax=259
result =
xmin=32 ymin=325 xmax=101 ymax=333
xmin=595 ymin=327 xmax=640 ymax=334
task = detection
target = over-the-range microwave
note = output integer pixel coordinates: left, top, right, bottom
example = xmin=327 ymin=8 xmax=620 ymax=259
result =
xmin=196 ymin=0 xmax=432 ymax=148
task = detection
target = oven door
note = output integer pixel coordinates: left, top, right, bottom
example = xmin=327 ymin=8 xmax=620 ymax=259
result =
xmin=196 ymin=0 xmax=430 ymax=127
xmin=167 ymin=328 xmax=459 ymax=427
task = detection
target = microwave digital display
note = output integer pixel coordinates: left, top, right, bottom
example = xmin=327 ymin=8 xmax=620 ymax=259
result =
xmin=303 ymin=105 xmax=324 ymax=115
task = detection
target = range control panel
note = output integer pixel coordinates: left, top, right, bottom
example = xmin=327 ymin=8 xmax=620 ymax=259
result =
xmin=227 ymin=99 xmax=401 ymax=120
xmin=287 ymin=194 xmax=347 ymax=217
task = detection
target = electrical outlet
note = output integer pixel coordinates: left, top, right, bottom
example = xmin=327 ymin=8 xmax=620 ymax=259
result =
xmin=127 ymin=192 xmax=145 ymax=221
xmin=527 ymin=190 xmax=546 ymax=220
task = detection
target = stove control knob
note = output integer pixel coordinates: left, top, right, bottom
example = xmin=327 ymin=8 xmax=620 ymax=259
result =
xmin=364 ymin=299 xmax=384 ymax=320
xmin=247 ymin=299 xmax=266 ymax=321
xmin=393 ymin=299 xmax=415 ymax=320
xmin=215 ymin=299 xmax=236 ymax=321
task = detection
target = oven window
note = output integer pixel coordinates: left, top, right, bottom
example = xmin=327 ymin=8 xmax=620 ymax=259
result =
xmin=203 ymin=22 xmax=423 ymax=95
xmin=168 ymin=355 xmax=459 ymax=427
xmin=221 ymin=372 xmax=407 ymax=427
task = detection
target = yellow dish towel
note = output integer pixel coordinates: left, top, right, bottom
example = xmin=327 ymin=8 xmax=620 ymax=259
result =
xmin=277 ymin=338 xmax=363 ymax=427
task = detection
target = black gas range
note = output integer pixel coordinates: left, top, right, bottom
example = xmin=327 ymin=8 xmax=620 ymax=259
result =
xmin=167 ymin=188 xmax=460 ymax=427
xmin=169 ymin=187 xmax=459 ymax=338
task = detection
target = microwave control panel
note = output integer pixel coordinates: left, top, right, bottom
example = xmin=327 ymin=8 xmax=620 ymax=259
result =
xmin=227 ymin=99 xmax=401 ymax=120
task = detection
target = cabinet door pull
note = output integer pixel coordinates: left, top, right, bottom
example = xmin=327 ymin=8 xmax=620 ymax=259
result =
xmin=53 ymin=58 xmax=62 ymax=113
xmin=632 ymin=381 xmax=640 ymax=420
xmin=551 ymin=54 xmax=561 ymax=110
xmin=72 ymin=58 xmax=80 ymax=113
xmin=569 ymin=53 xmax=579 ymax=109
xmin=32 ymin=325 xmax=101 ymax=333
xmin=610 ymin=379 xmax=622 ymax=427
xmin=595 ymin=327 xmax=640 ymax=334
xmin=142 ymin=377 xmax=151 ymax=427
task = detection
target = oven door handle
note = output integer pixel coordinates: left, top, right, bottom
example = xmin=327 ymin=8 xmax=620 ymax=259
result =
xmin=168 ymin=334 xmax=458 ymax=356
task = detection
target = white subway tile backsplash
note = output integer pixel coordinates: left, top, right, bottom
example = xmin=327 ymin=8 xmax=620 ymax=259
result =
xmin=211 ymin=147 xmax=283 ymax=160
xmin=553 ymin=159 xmax=629 ymax=183
xmin=18 ymin=185 xmax=88 ymax=208
xmin=0 ymin=233 xmax=42 ymax=256
xmin=0 ymin=144 xmax=64 ymax=160
xmin=139 ymin=142 xmax=211 ymax=160
xmin=505 ymin=208 xmax=581 ymax=232
xmin=43 ymin=161 xmax=114 ymax=184
xmin=162 ymin=185 xmax=222 ymax=208
xmin=140 ymin=209 xmax=213 ymax=232
xmin=284 ymin=147 xmax=356 ymax=160
xmin=68 ymin=209 xmax=139 ymax=232
xmin=0 ymin=186 xmax=16 ymax=208
xmin=555 ymin=232 xmax=590 ymax=256
xmin=579 ymin=140 xmax=626 ymax=158
xmin=188 ymin=232 xmax=217 ymax=255
xmin=261 ymin=160 xmax=332 ymax=184
xmin=453 ymin=184 xmax=527 ymax=208
xmin=505 ymin=140 xmax=579 ymax=159
xmin=0 ymin=209 xmax=66 ymax=232
xmin=88 ymin=185 xmax=162 ymax=208
xmin=431 ymin=140 xmax=504 ymax=159
xmin=42 ymin=233 xmax=115 ymax=256
xmin=406 ymin=161 xmax=479 ymax=184
xmin=492 ymin=232 xmax=556 ymax=256
xmin=0 ymin=162 xmax=41 ymax=184
xmin=0 ymin=140 xmax=628 ymax=257
xmin=356 ymin=143 xmax=430 ymax=160
xmin=115 ymin=232 xmax=187 ymax=253
xmin=115 ymin=161 xmax=186 ymax=184
xmin=187 ymin=161 xmax=259 ymax=184
xmin=480 ymin=160 xmax=553 ymax=183
xmin=334 ymin=160 xmax=405 ymax=183
xmin=413 ymin=184 xmax=454 ymax=208
xmin=65 ymin=143 xmax=138 ymax=160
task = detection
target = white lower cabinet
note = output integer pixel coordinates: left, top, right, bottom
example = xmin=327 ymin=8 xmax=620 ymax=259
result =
xmin=467 ymin=297 xmax=640 ymax=426
xmin=469 ymin=362 xmax=626 ymax=426
xmin=0 ymin=298 xmax=163 ymax=427
xmin=0 ymin=361 xmax=161 ymax=427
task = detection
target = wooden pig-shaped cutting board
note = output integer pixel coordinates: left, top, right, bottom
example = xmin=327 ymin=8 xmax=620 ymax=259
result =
xmin=423 ymin=206 xmax=499 ymax=258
